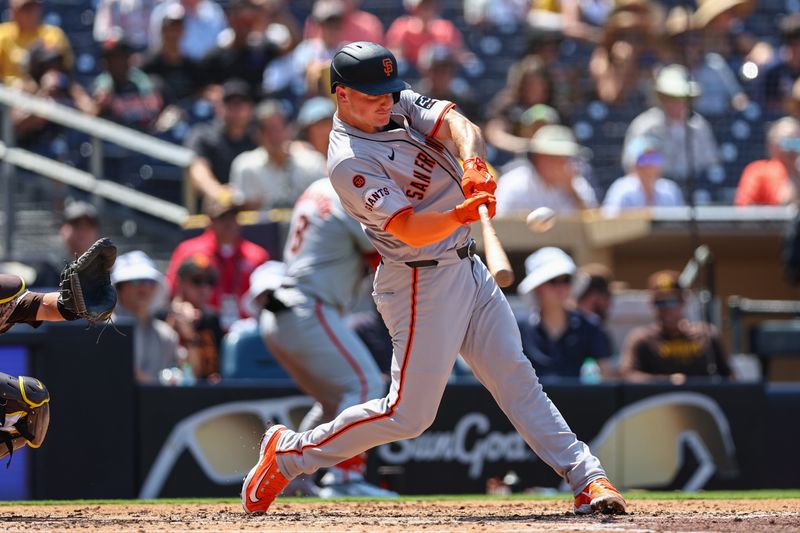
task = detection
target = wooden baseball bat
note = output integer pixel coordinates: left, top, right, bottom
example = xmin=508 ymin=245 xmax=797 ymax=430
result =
xmin=478 ymin=204 xmax=515 ymax=288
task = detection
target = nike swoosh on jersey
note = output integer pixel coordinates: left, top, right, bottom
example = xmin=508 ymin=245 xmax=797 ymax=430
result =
xmin=388 ymin=148 xmax=395 ymax=160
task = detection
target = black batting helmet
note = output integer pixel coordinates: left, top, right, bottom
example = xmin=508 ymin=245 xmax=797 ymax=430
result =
xmin=330 ymin=41 xmax=410 ymax=98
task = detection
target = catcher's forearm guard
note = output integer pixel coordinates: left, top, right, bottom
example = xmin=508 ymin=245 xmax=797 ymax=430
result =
xmin=0 ymin=371 xmax=51 ymax=466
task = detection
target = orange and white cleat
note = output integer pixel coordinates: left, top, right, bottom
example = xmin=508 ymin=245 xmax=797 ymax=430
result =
xmin=573 ymin=477 xmax=627 ymax=515
xmin=242 ymin=424 xmax=290 ymax=515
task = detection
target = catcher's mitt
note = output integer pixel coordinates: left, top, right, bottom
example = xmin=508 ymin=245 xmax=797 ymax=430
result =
xmin=58 ymin=238 xmax=118 ymax=324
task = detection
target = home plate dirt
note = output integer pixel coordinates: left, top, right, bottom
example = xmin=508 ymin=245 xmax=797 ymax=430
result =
xmin=1 ymin=499 xmax=798 ymax=532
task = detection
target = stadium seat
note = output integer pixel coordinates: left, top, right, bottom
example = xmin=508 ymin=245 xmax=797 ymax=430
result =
xmin=220 ymin=327 xmax=292 ymax=380
xmin=749 ymin=319 xmax=800 ymax=381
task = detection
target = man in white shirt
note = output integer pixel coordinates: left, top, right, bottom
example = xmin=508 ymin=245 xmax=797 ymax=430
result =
xmin=602 ymin=136 xmax=685 ymax=216
xmin=623 ymin=64 xmax=721 ymax=184
xmin=230 ymin=100 xmax=327 ymax=213
xmin=149 ymin=0 xmax=227 ymax=61
xmin=496 ymin=124 xmax=598 ymax=216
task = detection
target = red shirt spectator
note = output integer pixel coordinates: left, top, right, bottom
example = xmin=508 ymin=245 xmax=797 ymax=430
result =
xmin=734 ymin=117 xmax=800 ymax=206
xmin=386 ymin=0 xmax=463 ymax=68
xmin=166 ymin=198 xmax=268 ymax=329
xmin=734 ymin=159 xmax=789 ymax=206
xmin=303 ymin=0 xmax=383 ymax=45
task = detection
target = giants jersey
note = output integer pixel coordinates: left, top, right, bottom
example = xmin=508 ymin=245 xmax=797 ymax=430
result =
xmin=327 ymin=90 xmax=470 ymax=264
xmin=282 ymin=179 xmax=375 ymax=309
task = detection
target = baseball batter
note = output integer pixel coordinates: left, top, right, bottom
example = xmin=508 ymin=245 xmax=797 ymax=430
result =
xmin=260 ymin=177 xmax=394 ymax=496
xmin=242 ymin=42 xmax=627 ymax=516
xmin=1 ymin=239 xmax=117 ymax=465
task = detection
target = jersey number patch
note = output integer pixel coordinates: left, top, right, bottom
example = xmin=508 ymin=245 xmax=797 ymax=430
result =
xmin=415 ymin=95 xmax=436 ymax=109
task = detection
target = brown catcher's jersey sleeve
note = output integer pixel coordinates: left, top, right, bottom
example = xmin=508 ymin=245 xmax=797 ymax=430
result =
xmin=0 ymin=274 xmax=43 ymax=334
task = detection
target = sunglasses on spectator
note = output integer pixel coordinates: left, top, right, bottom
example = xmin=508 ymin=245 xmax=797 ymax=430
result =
xmin=188 ymin=276 xmax=217 ymax=286
xmin=636 ymin=151 xmax=664 ymax=167
xmin=545 ymin=275 xmax=573 ymax=286
xmin=654 ymin=298 xmax=682 ymax=309
xmin=127 ymin=279 xmax=157 ymax=286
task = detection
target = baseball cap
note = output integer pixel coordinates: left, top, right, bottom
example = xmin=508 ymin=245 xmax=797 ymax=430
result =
xmin=625 ymin=136 xmax=664 ymax=169
xmin=296 ymin=96 xmax=335 ymax=129
xmin=520 ymin=104 xmax=560 ymax=128
xmin=517 ymin=247 xmax=577 ymax=295
xmin=243 ymin=261 xmax=287 ymax=317
xmin=63 ymin=201 xmax=99 ymax=225
xmin=176 ymin=254 xmax=218 ymax=281
xmin=202 ymin=190 xmax=244 ymax=219
xmin=312 ymin=0 xmax=344 ymax=23
xmin=162 ymin=3 xmax=186 ymax=25
xmin=222 ymin=79 xmax=253 ymax=103
xmin=528 ymin=125 xmax=588 ymax=158
xmin=573 ymin=263 xmax=612 ymax=301
xmin=102 ymin=35 xmax=134 ymax=56
xmin=111 ymin=251 xmax=163 ymax=285
xmin=648 ymin=270 xmax=684 ymax=303
xmin=654 ymin=64 xmax=701 ymax=99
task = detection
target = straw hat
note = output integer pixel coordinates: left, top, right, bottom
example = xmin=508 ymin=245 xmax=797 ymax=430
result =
xmin=693 ymin=0 xmax=754 ymax=29
xmin=654 ymin=64 xmax=701 ymax=99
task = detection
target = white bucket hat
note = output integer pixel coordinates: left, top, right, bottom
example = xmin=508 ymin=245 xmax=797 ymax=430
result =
xmin=111 ymin=250 xmax=163 ymax=286
xmin=655 ymin=64 xmax=701 ymax=99
xmin=243 ymin=261 xmax=287 ymax=317
xmin=528 ymin=124 xmax=589 ymax=158
xmin=517 ymin=247 xmax=577 ymax=295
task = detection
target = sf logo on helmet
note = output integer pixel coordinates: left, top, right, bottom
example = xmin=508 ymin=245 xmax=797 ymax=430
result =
xmin=383 ymin=58 xmax=393 ymax=77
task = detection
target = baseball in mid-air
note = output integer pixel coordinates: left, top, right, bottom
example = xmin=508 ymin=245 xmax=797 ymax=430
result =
xmin=526 ymin=207 xmax=556 ymax=233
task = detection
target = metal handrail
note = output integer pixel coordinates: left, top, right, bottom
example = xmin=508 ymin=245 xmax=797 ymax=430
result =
xmin=0 ymin=85 xmax=194 ymax=166
xmin=0 ymin=85 xmax=197 ymax=258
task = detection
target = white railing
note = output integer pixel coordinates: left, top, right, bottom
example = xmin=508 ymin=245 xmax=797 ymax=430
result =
xmin=0 ymin=84 xmax=196 ymax=257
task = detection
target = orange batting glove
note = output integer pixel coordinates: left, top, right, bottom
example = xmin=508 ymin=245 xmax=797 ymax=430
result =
xmin=454 ymin=191 xmax=496 ymax=225
xmin=461 ymin=157 xmax=496 ymax=196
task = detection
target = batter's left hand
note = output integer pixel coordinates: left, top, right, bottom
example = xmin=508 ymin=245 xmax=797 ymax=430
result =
xmin=461 ymin=157 xmax=496 ymax=196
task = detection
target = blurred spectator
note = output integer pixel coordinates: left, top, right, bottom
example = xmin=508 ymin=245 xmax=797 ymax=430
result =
xmin=230 ymin=100 xmax=325 ymax=212
xmin=161 ymin=254 xmax=224 ymax=380
xmin=486 ymin=55 xmax=557 ymax=155
xmin=267 ymin=0 xmax=345 ymax=98
xmin=141 ymin=4 xmax=202 ymax=107
xmin=303 ymin=0 xmax=383 ymax=46
xmin=763 ymin=14 xmax=800 ymax=113
xmin=734 ymin=117 xmax=800 ymax=206
xmin=574 ymin=262 xmax=617 ymax=355
xmin=184 ymin=79 xmax=256 ymax=204
xmin=463 ymin=0 xmax=528 ymax=27
xmin=149 ymin=0 xmax=227 ymax=61
xmin=386 ymin=0 xmax=465 ymax=69
xmin=60 ymin=201 xmax=100 ymax=258
xmin=252 ymin=0 xmax=301 ymax=49
xmin=529 ymin=0 xmax=610 ymax=43
xmin=295 ymin=96 xmax=336 ymax=158
xmin=0 ymin=0 xmax=74 ymax=85
xmin=516 ymin=247 xmax=613 ymax=380
xmin=623 ymin=64 xmax=720 ymax=184
xmin=93 ymin=0 xmax=155 ymax=50
xmin=620 ymin=269 xmax=731 ymax=383
xmin=13 ymin=43 xmax=96 ymax=149
xmin=665 ymin=6 xmax=747 ymax=117
xmin=166 ymin=193 xmax=269 ymax=330
xmin=588 ymin=1 xmax=663 ymax=107
xmin=34 ymin=201 xmax=101 ymax=287
xmin=112 ymin=251 xmax=181 ymax=384
xmin=496 ymin=125 xmax=597 ymax=215
xmin=412 ymin=44 xmax=479 ymax=122
xmin=602 ymin=136 xmax=684 ymax=216
xmin=200 ymin=0 xmax=283 ymax=94
xmin=525 ymin=22 xmax=583 ymax=116
xmin=93 ymin=37 xmax=163 ymax=131
xmin=694 ymin=0 xmax=771 ymax=70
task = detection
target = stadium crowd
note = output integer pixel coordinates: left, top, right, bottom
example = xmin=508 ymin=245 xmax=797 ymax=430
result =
xmin=2 ymin=0 xmax=792 ymax=385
